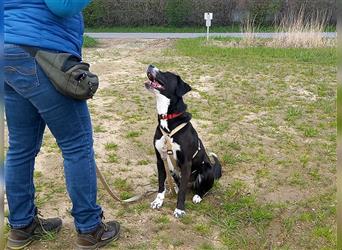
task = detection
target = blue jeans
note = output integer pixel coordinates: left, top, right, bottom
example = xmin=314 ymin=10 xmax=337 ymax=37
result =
xmin=4 ymin=44 xmax=102 ymax=233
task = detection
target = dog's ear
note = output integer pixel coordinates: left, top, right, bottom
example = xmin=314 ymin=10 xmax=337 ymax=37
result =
xmin=176 ymin=76 xmax=191 ymax=97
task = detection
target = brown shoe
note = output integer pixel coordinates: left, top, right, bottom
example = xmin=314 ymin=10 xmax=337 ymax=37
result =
xmin=7 ymin=215 xmax=62 ymax=250
xmin=75 ymin=221 xmax=120 ymax=250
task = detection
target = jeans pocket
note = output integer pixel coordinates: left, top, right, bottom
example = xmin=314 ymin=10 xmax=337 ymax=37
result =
xmin=4 ymin=48 xmax=40 ymax=93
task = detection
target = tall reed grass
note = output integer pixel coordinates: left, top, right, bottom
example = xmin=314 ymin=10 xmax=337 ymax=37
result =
xmin=240 ymin=5 xmax=334 ymax=48
xmin=269 ymin=6 xmax=332 ymax=48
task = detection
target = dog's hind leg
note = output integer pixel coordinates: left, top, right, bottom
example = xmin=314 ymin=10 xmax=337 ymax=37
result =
xmin=151 ymin=154 xmax=167 ymax=209
xmin=192 ymin=162 xmax=215 ymax=204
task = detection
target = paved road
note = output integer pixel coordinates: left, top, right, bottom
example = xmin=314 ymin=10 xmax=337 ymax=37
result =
xmin=85 ymin=32 xmax=336 ymax=39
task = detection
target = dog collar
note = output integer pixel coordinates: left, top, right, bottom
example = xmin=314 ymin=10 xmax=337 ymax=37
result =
xmin=158 ymin=112 xmax=183 ymax=120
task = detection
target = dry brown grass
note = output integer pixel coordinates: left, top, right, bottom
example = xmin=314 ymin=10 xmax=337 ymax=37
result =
xmin=238 ymin=5 xmax=335 ymax=48
xmin=268 ymin=6 xmax=332 ymax=48
xmin=240 ymin=15 xmax=258 ymax=47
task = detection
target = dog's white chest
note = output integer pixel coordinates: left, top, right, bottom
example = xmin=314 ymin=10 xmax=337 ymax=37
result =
xmin=155 ymin=136 xmax=181 ymax=171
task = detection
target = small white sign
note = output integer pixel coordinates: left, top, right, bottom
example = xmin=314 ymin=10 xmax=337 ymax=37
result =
xmin=204 ymin=12 xmax=213 ymax=20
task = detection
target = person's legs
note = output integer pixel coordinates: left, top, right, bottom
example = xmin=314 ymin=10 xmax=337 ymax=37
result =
xmin=4 ymin=44 xmax=102 ymax=233
xmin=4 ymin=82 xmax=45 ymax=228
xmin=31 ymin=64 xmax=102 ymax=233
xmin=31 ymin=60 xmax=103 ymax=233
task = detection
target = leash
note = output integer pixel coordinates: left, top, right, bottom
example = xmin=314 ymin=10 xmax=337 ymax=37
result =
xmin=96 ymin=166 xmax=157 ymax=203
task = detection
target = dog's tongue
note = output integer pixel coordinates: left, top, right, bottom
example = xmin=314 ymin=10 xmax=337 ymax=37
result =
xmin=151 ymin=81 xmax=160 ymax=88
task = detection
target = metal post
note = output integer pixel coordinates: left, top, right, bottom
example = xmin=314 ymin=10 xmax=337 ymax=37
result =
xmin=207 ymin=26 xmax=209 ymax=41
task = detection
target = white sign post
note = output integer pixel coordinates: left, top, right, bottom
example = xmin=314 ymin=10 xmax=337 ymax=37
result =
xmin=204 ymin=12 xmax=213 ymax=41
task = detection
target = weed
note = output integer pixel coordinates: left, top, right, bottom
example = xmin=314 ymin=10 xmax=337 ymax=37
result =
xmin=105 ymin=142 xmax=118 ymax=151
xmin=222 ymin=153 xmax=243 ymax=166
xmin=286 ymin=106 xmax=303 ymax=121
xmin=154 ymin=215 xmax=170 ymax=225
xmin=288 ymin=172 xmax=306 ymax=186
xmin=256 ymin=168 xmax=270 ymax=178
xmin=107 ymin=152 xmax=119 ymax=163
xmin=126 ymin=131 xmax=141 ymax=138
xmin=300 ymin=154 xmax=309 ymax=168
xmin=227 ymin=142 xmax=241 ymax=151
xmin=198 ymin=242 xmax=216 ymax=250
xmin=137 ymin=159 xmax=150 ymax=165
xmin=94 ymin=125 xmax=107 ymax=133
xmin=194 ymin=223 xmax=211 ymax=236
xmin=308 ymin=168 xmax=321 ymax=181
xmin=303 ymin=127 xmax=319 ymax=137
xmin=113 ymin=178 xmax=131 ymax=191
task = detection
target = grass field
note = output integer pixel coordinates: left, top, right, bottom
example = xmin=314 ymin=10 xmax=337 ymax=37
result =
xmin=4 ymin=37 xmax=336 ymax=249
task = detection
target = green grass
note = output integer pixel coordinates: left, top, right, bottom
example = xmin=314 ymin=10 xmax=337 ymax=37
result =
xmin=286 ymin=106 xmax=303 ymax=121
xmin=104 ymin=142 xmax=118 ymax=151
xmin=93 ymin=125 xmax=107 ymax=133
xmin=113 ymin=177 xmax=131 ymax=191
xmin=137 ymin=159 xmax=150 ymax=165
xmin=154 ymin=215 xmax=170 ymax=225
xmin=172 ymin=38 xmax=336 ymax=66
xmin=192 ymin=180 xmax=276 ymax=248
xmin=107 ymin=152 xmax=119 ymax=163
xmin=222 ymin=152 xmax=243 ymax=166
xmin=194 ymin=223 xmax=211 ymax=236
xmin=197 ymin=242 xmax=216 ymax=250
xmin=83 ymin=35 xmax=98 ymax=48
xmin=125 ymin=130 xmax=141 ymax=138
xmin=303 ymin=127 xmax=319 ymax=137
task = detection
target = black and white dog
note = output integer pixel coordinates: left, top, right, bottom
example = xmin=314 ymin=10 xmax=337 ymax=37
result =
xmin=145 ymin=65 xmax=222 ymax=218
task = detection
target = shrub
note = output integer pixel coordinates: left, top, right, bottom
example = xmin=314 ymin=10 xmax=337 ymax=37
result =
xmin=247 ymin=0 xmax=282 ymax=26
xmin=83 ymin=0 xmax=106 ymax=27
xmin=165 ymin=0 xmax=191 ymax=26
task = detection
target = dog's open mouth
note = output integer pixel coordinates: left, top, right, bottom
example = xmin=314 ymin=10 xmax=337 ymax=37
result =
xmin=145 ymin=72 xmax=165 ymax=90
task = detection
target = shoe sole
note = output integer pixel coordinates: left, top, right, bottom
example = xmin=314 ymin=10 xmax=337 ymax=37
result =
xmin=75 ymin=224 xmax=120 ymax=250
xmin=6 ymin=239 xmax=33 ymax=250
xmin=7 ymin=224 xmax=62 ymax=250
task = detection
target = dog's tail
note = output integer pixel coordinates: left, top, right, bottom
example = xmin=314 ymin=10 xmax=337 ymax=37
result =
xmin=209 ymin=152 xmax=222 ymax=179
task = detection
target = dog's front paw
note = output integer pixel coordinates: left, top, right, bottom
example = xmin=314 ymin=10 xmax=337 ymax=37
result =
xmin=151 ymin=197 xmax=164 ymax=209
xmin=151 ymin=192 xmax=165 ymax=209
xmin=173 ymin=208 xmax=186 ymax=218
xmin=192 ymin=194 xmax=202 ymax=204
